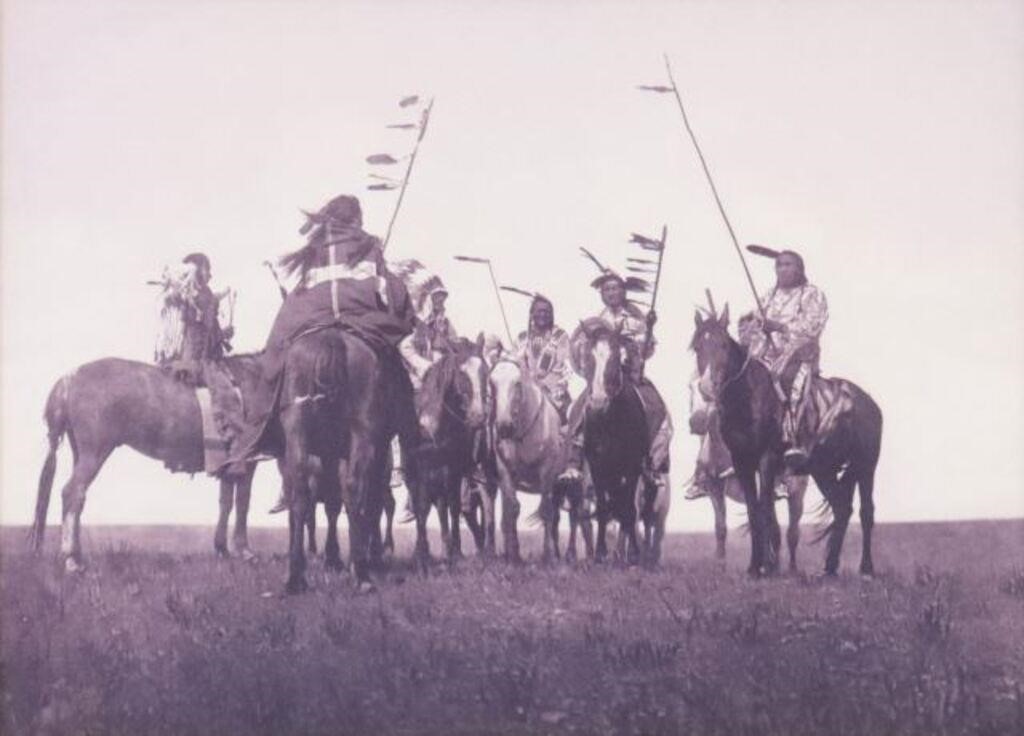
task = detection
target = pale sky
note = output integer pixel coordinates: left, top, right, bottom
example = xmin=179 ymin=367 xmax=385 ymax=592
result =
xmin=3 ymin=0 xmax=1022 ymax=533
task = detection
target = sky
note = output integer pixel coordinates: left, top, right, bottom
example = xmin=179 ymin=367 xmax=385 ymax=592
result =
xmin=2 ymin=0 xmax=1023 ymax=534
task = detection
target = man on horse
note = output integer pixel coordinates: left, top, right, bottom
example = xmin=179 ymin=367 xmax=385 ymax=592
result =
xmin=395 ymin=263 xmax=460 ymax=389
xmin=561 ymin=270 xmax=672 ymax=489
xmin=155 ymin=252 xmax=234 ymax=384
xmin=513 ymin=293 xmax=572 ymax=420
xmin=738 ymin=247 xmax=828 ymax=470
xmin=221 ymin=194 xmax=418 ymax=492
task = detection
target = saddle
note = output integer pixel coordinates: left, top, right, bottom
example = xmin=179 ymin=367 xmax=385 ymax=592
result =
xmin=159 ymin=359 xmax=248 ymax=475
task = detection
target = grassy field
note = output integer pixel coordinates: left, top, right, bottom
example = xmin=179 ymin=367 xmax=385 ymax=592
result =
xmin=2 ymin=519 xmax=1023 ymax=735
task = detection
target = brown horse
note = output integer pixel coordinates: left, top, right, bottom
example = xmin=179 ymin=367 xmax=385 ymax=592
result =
xmin=278 ymin=328 xmax=421 ymax=593
xmin=691 ymin=306 xmax=883 ymax=576
xmin=573 ymin=320 xmax=649 ymax=565
xmin=410 ymin=339 xmax=487 ymax=569
xmin=687 ymin=373 xmax=810 ymax=568
xmin=30 ymin=356 xmax=270 ymax=570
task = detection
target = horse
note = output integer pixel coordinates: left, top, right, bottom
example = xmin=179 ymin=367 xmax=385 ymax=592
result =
xmin=687 ymin=373 xmax=810 ymax=568
xmin=278 ymin=328 xmax=421 ymax=593
xmin=487 ymin=357 xmax=586 ymax=563
xmin=690 ymin=305 xmax=882 ymax=576
xmin=30 ymin=355 xmax=272 ymax=570
xmin=410 ymin=338 xmax=488 ymax=568
xmin=571 ymin=319 xmax=651 ymax=565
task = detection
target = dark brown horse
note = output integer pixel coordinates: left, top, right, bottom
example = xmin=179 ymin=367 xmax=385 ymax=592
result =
xmin=31 ymin=356 xmax=269 ymax=570
xmin=409 ymin=339 xmax=487 ymax=569
xmin=687 ymin=374 xmax=810 ymax=568
xmin=690 ymin=306 xmax=882 ymax=576
xmin=573 ymin=320 xmax=649 ymax=565
xmin=279 ymin=328 xmax=421 ymax=593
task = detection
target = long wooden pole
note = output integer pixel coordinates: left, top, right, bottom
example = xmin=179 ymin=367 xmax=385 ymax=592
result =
xmin=662 ymin=55 xmax=774 ymax=347
xmin=453 ymin=256 xmax=514 ymax=346
xmin=382 ymin=98 xmax=434 ymax=251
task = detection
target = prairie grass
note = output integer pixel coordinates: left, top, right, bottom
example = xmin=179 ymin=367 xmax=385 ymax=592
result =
xmin=2 ymin=520 xmax=1022 ymax=735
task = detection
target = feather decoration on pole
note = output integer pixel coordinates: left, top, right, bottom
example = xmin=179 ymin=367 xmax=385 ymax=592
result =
xmin=640 ymin=55 xmax=775 ymax=349
xmin=454 ymin=255 xmax=514 ymax=345
xmin=365 ymin=95 xmax=436 ymax=251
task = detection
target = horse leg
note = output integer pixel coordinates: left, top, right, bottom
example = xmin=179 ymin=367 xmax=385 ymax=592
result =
xmin=233 ymin=466 xmax=255 ymax=560
xmin=857 ymin=465 xmax=876 ymax=576
xmin=320 ymin=456 xmax=343 ymax=571
xmin=462 ymin=481 xmax=487 ymax=554
xmin=214 ymin=477 xmax=233 ymax=557
xmin=447 ymin=472 xmax=465 ymax=562
xmin=383 ymin=485 xmax=396 ymax=559
xmin=344 ymin=436 xmax=377 ymax=590
xmin=758 ymin=456 xmax=781 ymax=576
xmin=595 ymin=511 xmax=609 ymax=563
xmin=281 ymin=411 xmax=313 ymax=594
xmin=710 ymin=484 xmax=727 ymax=560
xmin=483 ymin=480 xmax=498 ymax=557
xmin=651 ymin=476 xmax=668 ymax=567
xmin=825 ymin=469 xmax=856 ymax=576
xmin=786 ymin=474 xmax=808 ymax=573
xmin=59 ymin=447 xmax=109 ymax=572
xmin=320 ymin=495 xmax=342 ymax=572
xmin=365 ymin=454 xmax=389 ymax=569
xmin=735 ymin=466 xmax=762 ymax=577
xmin=497 ymin=465 xmax=522 ymax=564
xmin=565 ymin=500 xmax=578 ymax=563
xmin=622 ymin=476 xmax=641 ymax=567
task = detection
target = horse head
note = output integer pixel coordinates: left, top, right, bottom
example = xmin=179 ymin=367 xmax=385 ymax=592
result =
xmin=690 ymin=303 xmax=736 ymax=404
xmin=572 ymin=318 xmax=625 ymax=414
xmin=488 ymin=358 xmax=533 ymax=441
xmin=457 ymin=334 xmax=488 ymax=430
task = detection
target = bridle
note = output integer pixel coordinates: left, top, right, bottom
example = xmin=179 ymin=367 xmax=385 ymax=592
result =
xmin=697 ymin=328 xmax=752 ymax=405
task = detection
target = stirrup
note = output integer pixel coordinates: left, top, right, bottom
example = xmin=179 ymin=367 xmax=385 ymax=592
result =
xmin=683 ymin=482 xmax=709 ymax=500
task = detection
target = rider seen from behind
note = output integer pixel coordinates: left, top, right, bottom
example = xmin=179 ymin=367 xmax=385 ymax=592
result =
xmin=222 ymin=194 xmax=419 ymax=483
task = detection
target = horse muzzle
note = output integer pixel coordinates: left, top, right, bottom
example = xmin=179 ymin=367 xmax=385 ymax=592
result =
xmin=495 ymin=420 xmax=518 ymax=440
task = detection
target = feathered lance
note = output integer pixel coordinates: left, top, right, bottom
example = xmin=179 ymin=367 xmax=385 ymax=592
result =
xmin=637 ymin=226 xmax=667 ymax=381
xmin=642 ymin=56 xmax=775 ymax=349
xmin=453 ymin=255 xmax=514 ymax=347
xmin=380 ymin=98 xmax=435 ymax=251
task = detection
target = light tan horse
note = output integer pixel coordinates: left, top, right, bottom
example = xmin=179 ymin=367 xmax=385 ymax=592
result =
xmin=487 ymin=358 xmax=590 ymax=563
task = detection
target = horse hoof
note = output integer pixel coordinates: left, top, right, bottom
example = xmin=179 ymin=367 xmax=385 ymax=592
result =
xmin=285 ymin=577 xmax=309 ymax=595
xmin=325 ymin=557 xmax=345 ymax=573
xmin=357 ymin=581 xmax=376 ymax=595
xmin=214 ymin=547 xmax=229 ymax=559
xmin=239 ymin=549 xmax=258 ymax=563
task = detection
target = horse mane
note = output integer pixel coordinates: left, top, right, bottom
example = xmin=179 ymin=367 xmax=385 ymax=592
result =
xmin=417 ymin=352 xmax=462 ymax=417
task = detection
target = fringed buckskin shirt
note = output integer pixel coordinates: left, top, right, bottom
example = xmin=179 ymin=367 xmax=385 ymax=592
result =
xmin=741 ymin=284 xmax=828 ymax=374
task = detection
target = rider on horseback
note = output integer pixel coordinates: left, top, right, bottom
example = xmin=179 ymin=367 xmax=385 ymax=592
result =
xmin=398 ymin=270 xmax=460 ymax=389
xmin=221 ymin=194 xmax=418 ymax=500
xmin=155 ymin=252 xmax=234 ymax=384
xmin=738 ymin=248 xmax=828 ymax=470
xmin=561 ymin=270 xmax=672 ymax=488
xmin=513 ymin=294 xmax=572 ymax=421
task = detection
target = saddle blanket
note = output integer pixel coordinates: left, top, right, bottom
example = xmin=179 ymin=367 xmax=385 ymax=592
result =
xmin=196 ymin=388 xmax=230 ymax=475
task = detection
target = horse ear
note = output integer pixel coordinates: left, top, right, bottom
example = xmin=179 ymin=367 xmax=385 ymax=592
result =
xmin=475 ymin=331 xmax=485 ymax=355
xmin=694 ymin=310 xmax=704 ymax=329
xmin=718 ymin=303 xmax=730 ymax=328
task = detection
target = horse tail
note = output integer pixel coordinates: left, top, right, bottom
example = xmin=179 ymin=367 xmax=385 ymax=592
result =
xmin=31 ymin=374 xmax=72 ymax=552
